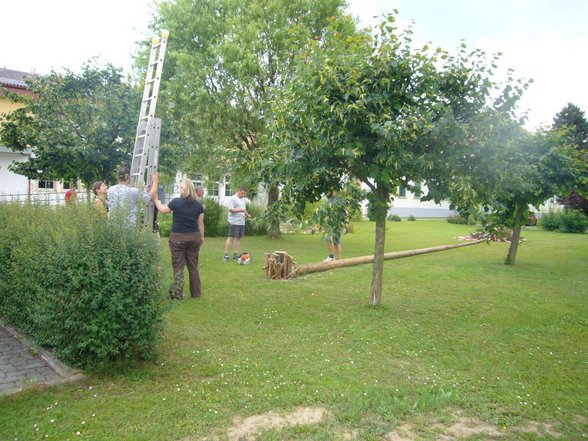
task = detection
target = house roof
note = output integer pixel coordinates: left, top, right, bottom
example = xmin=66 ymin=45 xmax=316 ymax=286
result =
xmin=0 ymin=68 xmax=36 ymax=90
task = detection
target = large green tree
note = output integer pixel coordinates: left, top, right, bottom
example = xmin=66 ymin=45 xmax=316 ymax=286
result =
xmin=150 ymin=0 xmax=345 ymax=237
xmin=0 ymin=62 xmax=139 ymax=188
xmin=553 ymin=103 xmax=588 ymax=214
xmin=265 ymin=14 xmax=525 ymax=305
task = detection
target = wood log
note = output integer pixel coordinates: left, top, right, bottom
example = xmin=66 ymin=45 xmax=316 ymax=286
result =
xmin=287 ymin=240 xmax=484 ymax=278
xmin=263 ymin=253 xmax=271 ymax=278
xmin=285 ymin=255 xmax=293 ymax=277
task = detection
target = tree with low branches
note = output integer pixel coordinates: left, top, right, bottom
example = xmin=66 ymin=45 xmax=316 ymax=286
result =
xmin=264 ymin=14 xmax=526 ymax=305
xmin=0 ymin=62 xmax=139 ymax=189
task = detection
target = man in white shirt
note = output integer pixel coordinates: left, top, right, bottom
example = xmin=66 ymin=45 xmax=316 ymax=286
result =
xmin=107 ymin=166 xmax=151 ymax=224
xmin=223 ymin=186 xmax=250 ymax=261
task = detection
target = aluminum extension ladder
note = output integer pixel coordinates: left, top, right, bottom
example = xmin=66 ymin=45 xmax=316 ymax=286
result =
xmin=129 ymin=29 xmax=169 ymax=228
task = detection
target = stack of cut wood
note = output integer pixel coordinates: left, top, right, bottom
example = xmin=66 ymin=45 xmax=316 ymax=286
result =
xmin=264 ymin=251 xmax=295 ymax=279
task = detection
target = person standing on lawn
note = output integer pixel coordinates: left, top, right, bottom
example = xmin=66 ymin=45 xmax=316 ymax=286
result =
xmin=224 ymin=186 xmax=250 ymax=261
xmin=150 ymin=173 xmax=205 ymax=299
xmin=320 ymin=190 xmax=348 ymax=262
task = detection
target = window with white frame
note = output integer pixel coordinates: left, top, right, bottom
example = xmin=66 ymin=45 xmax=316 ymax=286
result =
xmin=224 ymin=176 xmax=232 ymax=196
xmin=192 ymin=174 xmax=203 ymax=192
xmin=210 ymin=180 xmax=219 ymax=196
xmin=37 ymin=180 xmax=54 ymax=190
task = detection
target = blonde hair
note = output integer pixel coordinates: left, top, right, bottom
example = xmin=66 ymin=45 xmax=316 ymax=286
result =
xmin=180 ymin=179 xmax=197 ymax=201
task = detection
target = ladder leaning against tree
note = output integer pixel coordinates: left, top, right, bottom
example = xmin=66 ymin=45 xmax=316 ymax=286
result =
xmin=129 ymin=29 xmax=169 ymax=228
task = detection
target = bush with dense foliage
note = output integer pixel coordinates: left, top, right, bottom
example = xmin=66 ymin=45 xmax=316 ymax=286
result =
xmin=558 ymin=210 xmax=588 ymax=233
xmin=539 ymin=208 xmax=561 ymax=231
xmin=203 ymin=197 xmax=227 ymax=237
xmin=387 ymin=214 xmax=402 ymax=222
xmin=157 ymin=214 xmax=173 ymax=237
xmin=447 ymin=213 xmax=477 ymax=225
xmin=0 ymin=203 xmax=163 ymax=369
xmin=540 ymin=208 xmax=588 ymax=233
xmin=245 ymin=203 xmax=269 ymax=236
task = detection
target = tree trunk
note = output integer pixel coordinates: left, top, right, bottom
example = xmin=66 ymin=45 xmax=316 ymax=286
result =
xmin=505 ymin=209 xmax=523 ymax=265
xmin=369 ymin=197 xmax=388 ymax=306
xmin=266 ymin=184 xmax=281 ymax=240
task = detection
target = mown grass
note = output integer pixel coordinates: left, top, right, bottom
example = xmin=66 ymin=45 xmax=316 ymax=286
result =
xmin=1 ymin=221 xmax=587 ymax=440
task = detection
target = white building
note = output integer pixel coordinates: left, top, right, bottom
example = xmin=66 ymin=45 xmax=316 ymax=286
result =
xmin=387 ymin=184 xmax=453 ymax=218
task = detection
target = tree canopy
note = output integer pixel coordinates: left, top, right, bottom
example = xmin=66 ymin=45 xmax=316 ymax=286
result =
xmin=0 ymin=62 xmax=139 ymax=187
xmin=149 ymin=0 xmax=346 ymax=236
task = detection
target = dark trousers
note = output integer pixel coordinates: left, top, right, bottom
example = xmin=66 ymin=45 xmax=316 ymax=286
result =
xmin=168 ymin=232 xmax=201 ymax=298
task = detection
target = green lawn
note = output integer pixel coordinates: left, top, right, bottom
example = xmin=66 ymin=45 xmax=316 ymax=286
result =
xmin=1 ymin=221 xmax=587 ymax=440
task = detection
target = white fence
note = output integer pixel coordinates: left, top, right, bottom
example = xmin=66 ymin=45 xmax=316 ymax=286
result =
xmin=0 ymin=192 xmax=90 ymax=205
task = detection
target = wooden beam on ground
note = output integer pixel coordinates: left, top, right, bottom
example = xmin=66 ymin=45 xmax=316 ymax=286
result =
xmin=286 ymin=240 xmax=484 ymax=279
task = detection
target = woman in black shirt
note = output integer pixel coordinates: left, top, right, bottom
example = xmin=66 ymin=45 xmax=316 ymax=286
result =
xmin=151 ymin=174 xmax=205 ymax=299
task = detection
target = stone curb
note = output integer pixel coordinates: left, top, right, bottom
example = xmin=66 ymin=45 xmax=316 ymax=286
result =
xmin=0 ymin=320 xmax=85 ymax=392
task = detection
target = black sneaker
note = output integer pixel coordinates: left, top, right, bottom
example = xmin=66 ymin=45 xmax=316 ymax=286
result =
xmin=223 ymin=254 xmax=229 ymax=262
xmin=233 ymin=253 xmax=239 ymax=260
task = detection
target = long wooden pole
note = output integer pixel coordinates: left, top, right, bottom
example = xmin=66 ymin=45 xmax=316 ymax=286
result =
xmin=288 ymin=240 xmax=484 ymax=279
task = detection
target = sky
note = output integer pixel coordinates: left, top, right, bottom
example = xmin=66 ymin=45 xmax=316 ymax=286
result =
xmin=2 ymin=0 xmax=587 ymax=130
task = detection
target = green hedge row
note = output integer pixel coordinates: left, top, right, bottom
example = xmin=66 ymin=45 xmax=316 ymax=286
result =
xmin=0 ymin=203 xmax=164 ymax=370
xmin=540 ymin=208 xmax=588 ymax=233
xmin=158 ymin=198 xmax=268 ymax=238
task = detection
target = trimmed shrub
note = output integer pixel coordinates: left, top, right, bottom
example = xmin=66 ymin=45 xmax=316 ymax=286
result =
xmin=202 ymin=197 xmax=227 ymax=237
xmin=407 ymin=215 xmax=416 ymax=221
xmin=157 ymin=214 xmax=173 ymax=238
xmin=387 ymin=214 xmax=402 ymax=222
xmin=539 ymin=208 xmax=587 ymax=233
xmin=539 ymin=208 xmax=561 ymax=231
xmin=447 ymin=214 xmax=476 ymax=225
xmin=558 ymin=210 xmax=588 ymax=233
xmin=0 ymin=203 xmax=163 ymax=370
xmin=246 ymin=203 xmax=269 ymax=236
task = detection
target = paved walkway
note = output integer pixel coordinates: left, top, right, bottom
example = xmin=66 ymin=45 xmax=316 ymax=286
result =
xmin=0 ymin=324 xmax=83 ymax=397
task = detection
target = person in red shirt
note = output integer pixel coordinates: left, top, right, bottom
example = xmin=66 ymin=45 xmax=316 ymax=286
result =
xmin=65 ymin=187 xmax=78 ymax=205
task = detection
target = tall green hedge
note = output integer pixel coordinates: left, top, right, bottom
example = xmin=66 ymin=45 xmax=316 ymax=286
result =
xmin=0 ymin=203 xmax=163 ymax=370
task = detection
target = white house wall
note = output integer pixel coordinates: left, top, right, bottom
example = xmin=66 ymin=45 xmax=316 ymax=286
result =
xmin=389 ymin=193 xmax=453 ymax=218
xmin=0 ymin=148 xmax=31 ymax=197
